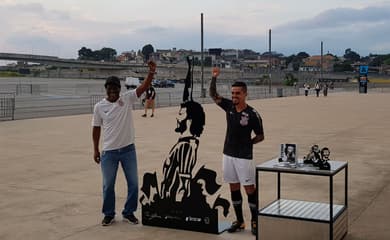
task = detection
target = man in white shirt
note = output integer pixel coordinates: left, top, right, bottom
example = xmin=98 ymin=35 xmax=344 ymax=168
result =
xmin=92 ymin=60 xmax=156 ymax=226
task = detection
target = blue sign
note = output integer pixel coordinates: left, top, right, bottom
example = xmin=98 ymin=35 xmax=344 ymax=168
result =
xmin=359 ymin=65 xmax=369 ymax=75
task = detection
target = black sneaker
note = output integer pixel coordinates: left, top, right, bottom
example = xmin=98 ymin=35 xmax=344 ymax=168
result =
xmin=123 ymin=214 xmax=139 ymax=224
xmin=142 ymin=114 xmax=147 ymax=117
xmin=251 ymin=220 xmax=257 ymax=235
xmin=150 ymin=114 xmax=154 ymax=117
xmin=227 ymin=221 xmax=245 ymax=233
xmin=101 ymin=216 xmax=115 ymax=226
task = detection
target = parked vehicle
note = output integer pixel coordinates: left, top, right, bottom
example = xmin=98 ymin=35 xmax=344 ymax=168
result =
xmin=152 ymin=80 xmax=175 ymax=88
xmin=125 ymin=77 xmax=141 ymax=89
xmin=152 ymin=80 xmax=161 ymax=88
xmin=161 ymin=80 xmax=175 ymax=88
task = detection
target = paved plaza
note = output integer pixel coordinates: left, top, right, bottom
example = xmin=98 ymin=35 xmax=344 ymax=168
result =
xmin=1 ymin=91 xmax=389 ymax=240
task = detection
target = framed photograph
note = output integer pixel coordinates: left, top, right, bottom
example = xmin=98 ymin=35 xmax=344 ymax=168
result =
xmin=279 ymin=143 xmax=297 ymax=164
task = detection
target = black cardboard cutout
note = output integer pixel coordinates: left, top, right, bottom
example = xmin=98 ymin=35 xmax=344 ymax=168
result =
xmin=140 ymin=56 xmax=230 ymax=234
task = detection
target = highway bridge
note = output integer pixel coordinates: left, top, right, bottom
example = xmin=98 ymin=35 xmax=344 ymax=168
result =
xmin=0 ymin=52 xmax=281 ymax=82
xmin=0 ymin=52 xmax=162 ymax=71
xmin=0 ymin=52 xmax=194 ymax=79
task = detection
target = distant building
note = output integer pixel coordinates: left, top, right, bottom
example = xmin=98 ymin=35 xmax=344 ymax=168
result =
xmin=117 ymin=51 xmax=137 ymax=63
xmin=208 ymin=48 xmax=222 ymax=57
xmin=222 ymin=49 xmax=238 ymax=57
xmin=241 ymin=59 xmax=269 ymax=69
xmin=259 ymin=51 xmax=283 ymax=67
xmin=300 ymin=55 xmax=335 ymax=72
xmin=381 ymin=65 xmax=390 ymax=75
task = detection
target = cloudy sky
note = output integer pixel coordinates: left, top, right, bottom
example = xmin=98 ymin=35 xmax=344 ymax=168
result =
xmin=1 ymin=0 xmax=390 ymax=59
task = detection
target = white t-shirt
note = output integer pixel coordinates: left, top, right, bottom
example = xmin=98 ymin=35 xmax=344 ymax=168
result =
xmin=92 ymin=90 xmax=138 ymax=151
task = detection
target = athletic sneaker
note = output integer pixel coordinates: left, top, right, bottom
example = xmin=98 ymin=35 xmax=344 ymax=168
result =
xmin=123 ymin=214 xmax=139 ymax=224
xmin=150 ymin=114 xmax=154 ymax=117
xmin=142 ymin=114 xmax=147 ymax=117
xmin=251 ymin=220 xmax=257 ymax=235
xmin=227 ymin=221 xmax=245 ymax=233
xmin=101 ymin=216 xmax=115 ymax=226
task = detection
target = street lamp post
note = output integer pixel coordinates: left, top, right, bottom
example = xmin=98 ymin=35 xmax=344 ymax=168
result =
xmin=200 ymin=13 xmax=206 ymax=98
xmin=268 ymin=29 xmax=272 ymax=94
xmin=320 ymin=41 xmax=323 ymax=83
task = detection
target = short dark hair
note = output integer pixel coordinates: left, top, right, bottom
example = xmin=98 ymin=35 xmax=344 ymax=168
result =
xmin=232 ymin=81 xmax=247 ymax=92
xmin=321 ymin=147 xmax=330 ymax=155
xmin=105 ymin=76 xmax=121 ymax=88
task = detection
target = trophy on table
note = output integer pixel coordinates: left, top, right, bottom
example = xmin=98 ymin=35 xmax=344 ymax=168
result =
xmin=303 ymin=144 xmax=321 ymax=166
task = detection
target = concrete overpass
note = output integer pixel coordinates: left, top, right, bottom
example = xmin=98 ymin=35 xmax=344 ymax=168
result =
xmin=0 ymin=52 xmax=155 ymax=71
xmin=0 ymin=52 xmax=274 ymax=82
xmin=0 ymin=52 xmax=195 ymax=80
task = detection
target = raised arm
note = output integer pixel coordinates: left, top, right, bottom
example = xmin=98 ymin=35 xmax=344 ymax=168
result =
xmin=209 ymin=67 xmax=222 ymax=104
xmin=136 ymin=60 xmax=157 ymax=98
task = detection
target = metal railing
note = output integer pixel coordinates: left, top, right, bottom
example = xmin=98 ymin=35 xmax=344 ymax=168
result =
xmin=2 ymin=83 xmax=389 ymax=121
xmin=0 ymin=92 xmax=15 ymax=121
xmin=90 ymin=86 xmax=299 ymax=111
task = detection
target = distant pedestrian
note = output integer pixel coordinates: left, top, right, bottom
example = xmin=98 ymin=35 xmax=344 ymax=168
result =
xmin=142 ymin=86 xmax=156 ymax=117
xmin=304 ymin=83 xmax=310 ymax=96
xmin=323 ymin=83 xmax=329 ymax=97
xmin=315 ymin=81 xmax=321 ymax=97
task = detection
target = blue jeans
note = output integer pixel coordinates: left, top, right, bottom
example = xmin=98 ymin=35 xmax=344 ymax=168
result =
xmin=100 ymin=144 xmax=138 ymax=217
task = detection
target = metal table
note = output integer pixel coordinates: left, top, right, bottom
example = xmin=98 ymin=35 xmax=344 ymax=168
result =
xmin=256 ymin=159 xmax=348 ymax=240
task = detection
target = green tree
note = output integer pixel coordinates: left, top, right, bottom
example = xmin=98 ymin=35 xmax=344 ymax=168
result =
xmin=285 ymin=54 xmax=296 ymax=68
xmin=333 ymin=62 xmax=353 ymax=72
xmin=284 ymin=73 xmax=297 ymax=86
xmin=78 ymin=47 xmax=117 ymax=61
xmin=204 ymin=56 xmax=212 ymax=67
xmin=78 ymin=47 xmax=94 ymax=60
xmin=297 ymin=52 xmax=310 ymax=59
xmin=370 ymin=54 xmax=390 ymax=66
xmin=384 ymin=57 xmax=390 ymax=65
xmin=344 ymin=48 xmax=360 ymax=62
xmin=99 ymin=47 xmax=117 ymax=61
xmin=141 ymin=44 xmax=154 ymax=62
xmin=284 ymin=52 xmax=309 ymax=71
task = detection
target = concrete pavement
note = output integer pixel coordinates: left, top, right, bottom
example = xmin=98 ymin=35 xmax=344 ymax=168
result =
xmin=1 ymin=91 xmax=390 ymax=240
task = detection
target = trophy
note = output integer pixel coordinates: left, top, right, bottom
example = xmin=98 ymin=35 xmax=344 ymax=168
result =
xmin=303 ymin=144 xmax=321 ymax=166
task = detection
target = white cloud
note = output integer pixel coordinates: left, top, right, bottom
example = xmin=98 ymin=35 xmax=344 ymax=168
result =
xmin=271 ymin=4 xmax=390 ymax=55
xmin=0 ymin=1 xmax=389 ymax=58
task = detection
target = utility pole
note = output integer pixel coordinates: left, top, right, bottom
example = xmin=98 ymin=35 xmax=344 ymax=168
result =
xmin=200 ymin=13 xmax=205 ymax=97
xmin=268 ymin=29 xmax=272 ymax=94
xmin=320 ymin=41 xmax=323 ymax=83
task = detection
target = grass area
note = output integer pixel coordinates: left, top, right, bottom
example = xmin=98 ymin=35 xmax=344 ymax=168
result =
xmin=0 ymin=71 xmax=24 ymax=77
xmin=369 ymin=78 xmax=390 ymax=83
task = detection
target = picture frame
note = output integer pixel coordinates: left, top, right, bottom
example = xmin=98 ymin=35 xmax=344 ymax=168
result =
xmin=278 ymin=143 xmax=297 ymax=164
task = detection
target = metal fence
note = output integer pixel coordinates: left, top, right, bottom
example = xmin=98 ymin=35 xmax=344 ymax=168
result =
xmin=16 ymin=84 xmax=32 ymax=95
xmin=0 ymin=92 xmax=15 ymax=121
xmin=2 ymin=83 xmax=390 ymax=121
xmin=90 ymin=86 xmax=300 ymax=111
